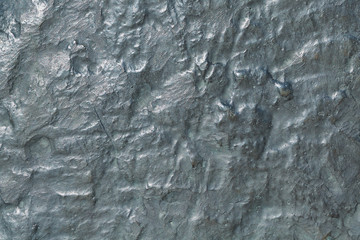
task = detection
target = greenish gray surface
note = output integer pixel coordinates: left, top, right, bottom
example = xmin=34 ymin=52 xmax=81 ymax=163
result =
xmin=1 ymin=0 xmax=360 ymax=239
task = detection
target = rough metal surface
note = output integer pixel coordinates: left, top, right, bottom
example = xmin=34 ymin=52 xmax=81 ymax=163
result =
xmin=1 ymin=0 xmax=360 ymax=239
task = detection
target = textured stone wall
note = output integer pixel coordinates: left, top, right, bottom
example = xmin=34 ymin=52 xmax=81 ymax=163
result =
xmin=1 ymin=0 xmax=360 ymax=239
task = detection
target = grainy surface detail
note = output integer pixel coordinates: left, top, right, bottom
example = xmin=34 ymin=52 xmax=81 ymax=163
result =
xmin=1 ymin=0 xmax=360 ymax=239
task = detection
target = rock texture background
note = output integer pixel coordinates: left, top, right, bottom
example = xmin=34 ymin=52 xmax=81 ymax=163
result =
xmin=1 ymin=0 xmax=360 ymax=239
